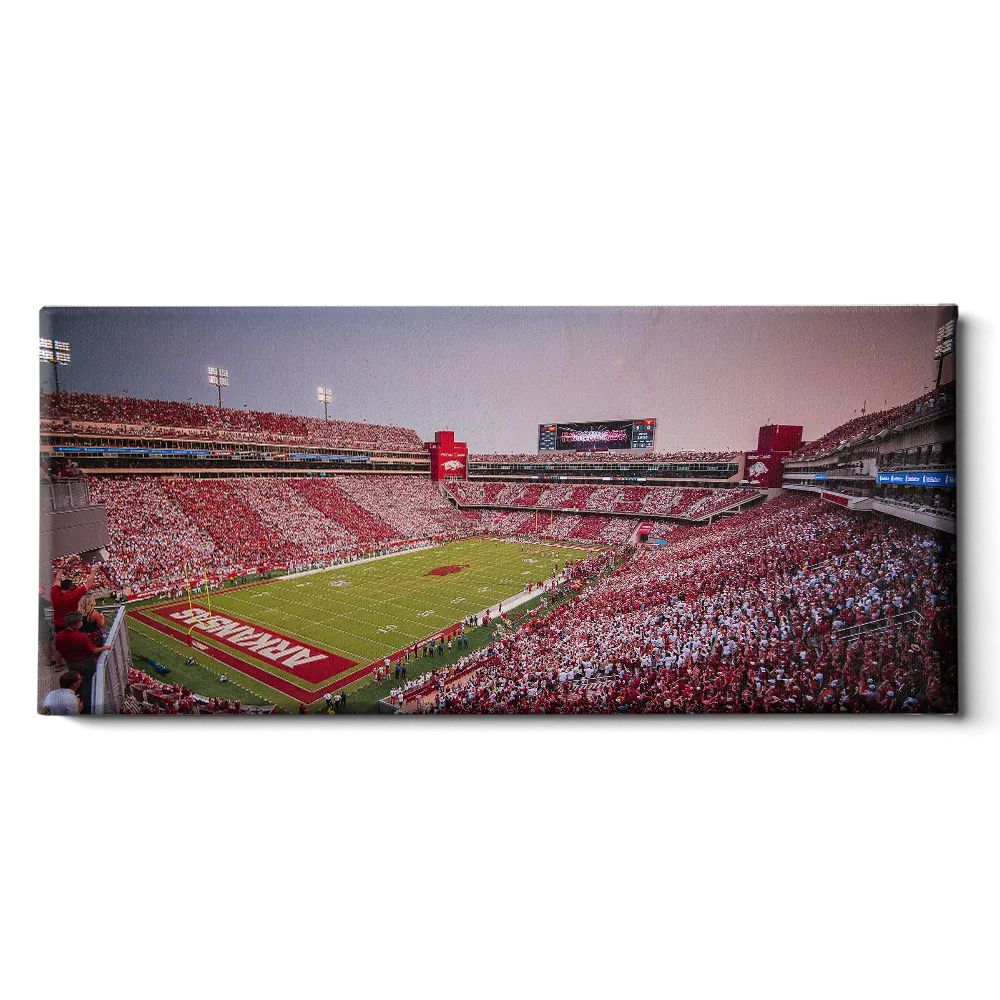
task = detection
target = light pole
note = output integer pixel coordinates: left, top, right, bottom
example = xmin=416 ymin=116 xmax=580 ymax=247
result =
xmin=40 ymin=338 xmax=71 ymax=393
xmin=208 ymin=367 xmax=230 ymax=410
xmin=318 ymin=386 xmax=332 ymax=421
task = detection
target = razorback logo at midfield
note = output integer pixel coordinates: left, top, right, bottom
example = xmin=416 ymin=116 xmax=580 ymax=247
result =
xmin=426 ymin=564 xmax=470 ymax=576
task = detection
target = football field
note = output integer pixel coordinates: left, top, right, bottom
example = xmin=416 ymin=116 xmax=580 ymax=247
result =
xmin=128 ymin=537 xmax=598 ymax=710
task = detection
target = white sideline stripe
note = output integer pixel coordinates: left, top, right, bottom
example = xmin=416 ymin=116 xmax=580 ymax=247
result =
xmin=279 ymin=540 xmax=444 ymax=580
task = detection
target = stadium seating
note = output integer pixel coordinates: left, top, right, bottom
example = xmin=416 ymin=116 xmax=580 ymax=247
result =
xmin=410 ymin=495 xmax=957 ymax=714
xmin=162 ymin=479 xmax=309 ymax=573
xmin=41 ymin=391 xmax=425 ymax=452
xmin=789 ymin=384 xmax=955 ymax=460
xmin=333 ymin=475 xmax=469 ymax=537
xmin=50 ymin=552 xmax=116 ymax=592
xmin=121 ymin=668 xmax=275 ymax=714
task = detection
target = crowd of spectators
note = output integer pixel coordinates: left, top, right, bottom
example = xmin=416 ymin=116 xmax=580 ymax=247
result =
xmin=41 ymin=391 xmax=425 ymax=452
xmin=233 ymin=478 xmax=357 ymax=554
xmin=643 ymin=522 xmax=678 ymax=541
xmin=469 ymin=451 xmax=739 ymax=465
xmin=334 ymin=475 xmax=469 ymax=536
xmin=457 ymin=509 xmax=536 ymax=535
xmin=289 ymin=479 xmax=402 ymax=546
xmin=162 ymin=479 xmax=309 ymax=575
xmin=789 ymin=384 xmax=956 ymax=460
xmin=88 ymin=478 xmax=220 ymax=595
xmin=51 ymin=553 xmax=115 ymax=593
xmin=411 ymin=495 xmax=957 ymax=714
xmin=685 ymin=489 xmax=761 ymax=519
xmin=461 ymin=508 xmax=639 ymax=545
xmin=120 ymin=668 xmax=276 ymax=714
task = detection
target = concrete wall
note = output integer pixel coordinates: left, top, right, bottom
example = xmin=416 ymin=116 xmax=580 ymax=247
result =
xmin=39 ymin=505 xmax=109 ymax=583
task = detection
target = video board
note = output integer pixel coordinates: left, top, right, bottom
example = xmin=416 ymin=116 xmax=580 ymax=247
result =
xmin=538 ymin=418 xmax=657 ymax=452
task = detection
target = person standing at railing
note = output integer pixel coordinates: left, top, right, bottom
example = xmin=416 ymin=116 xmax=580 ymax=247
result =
xmin=54 ymin=612 xmax=111 ymax=715
xmin=50 ymin=562 xmax=100 ymax=635
xmin=77 ymin=594 xmax=106 ymax=644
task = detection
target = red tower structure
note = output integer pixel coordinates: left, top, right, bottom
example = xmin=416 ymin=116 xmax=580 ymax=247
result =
xmin=745 ymin=424 xmax=803 ymax=488
xmin=425 ymin=430 xmax=468 ymax=482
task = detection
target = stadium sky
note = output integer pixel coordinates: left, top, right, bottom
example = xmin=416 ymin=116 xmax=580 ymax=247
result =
xmin=39 ymin=306 xmax=955 ymax=453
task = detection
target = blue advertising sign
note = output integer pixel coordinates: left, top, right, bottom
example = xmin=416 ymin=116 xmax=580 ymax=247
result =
xmin=53 ymin=445 xmax=371 ymax=462
xmin=877 ymin=471 xmax=955 ymax=487
xmin=55 ymin=446 xmax=212 ymax=455
xmin=813 ymin=473 xmax=827 ymax=481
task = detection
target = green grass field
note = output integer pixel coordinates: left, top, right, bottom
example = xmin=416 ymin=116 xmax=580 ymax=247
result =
xmin=127 ymin=537 xmax=598 ymax=713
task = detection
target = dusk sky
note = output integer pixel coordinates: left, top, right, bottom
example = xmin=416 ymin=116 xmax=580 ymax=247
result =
xmin=39 ymin=306 xmax=954 ymax=453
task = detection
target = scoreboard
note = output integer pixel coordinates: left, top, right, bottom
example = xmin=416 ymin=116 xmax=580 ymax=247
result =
xmin=538 ymin=418 xmax=657 ymax=452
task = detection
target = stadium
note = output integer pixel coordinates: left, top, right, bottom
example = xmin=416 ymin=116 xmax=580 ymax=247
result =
xmin=38 ymin=307 xmax=957 ymax=715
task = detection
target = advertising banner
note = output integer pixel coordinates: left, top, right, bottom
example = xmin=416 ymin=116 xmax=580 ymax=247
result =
xmin=876 ymin=471 xmax=955 ymax=487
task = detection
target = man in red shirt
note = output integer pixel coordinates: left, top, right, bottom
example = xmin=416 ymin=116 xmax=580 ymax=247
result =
xmin=50 ymin=562 xmax=100 ymax=633
xmin=50 ymin=562 xmax=101 ymax=668
xmin=54 ymin=611 xmax=110 ymax=715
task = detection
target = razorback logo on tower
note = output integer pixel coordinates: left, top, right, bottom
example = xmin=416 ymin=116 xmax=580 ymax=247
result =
xmin=443 ymin=458 xmax=465 ymax=471
xmin=745 ymin=452 xmax=780 ymax=487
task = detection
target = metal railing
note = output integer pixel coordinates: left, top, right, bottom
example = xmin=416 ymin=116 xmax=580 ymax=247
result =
xmin=93 ymin=605 xmax=132 ymax=715
xmin=41 ymin=478 xmax=92 ymax=512
xmin=832 ymin=609 xmax=924 ymax=643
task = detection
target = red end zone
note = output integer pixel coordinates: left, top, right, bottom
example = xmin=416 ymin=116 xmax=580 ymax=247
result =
xmin=132 ymin=602 xmax=367 ymax=702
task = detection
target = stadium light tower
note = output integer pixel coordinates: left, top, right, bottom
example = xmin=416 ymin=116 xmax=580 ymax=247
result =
xmin=208 ymin=366 xmax=229 ymax=410
xmin=40 ymin=338 xmax=71 ymax=394
xmin=318 ymin=386 xmax=332 ymax=421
